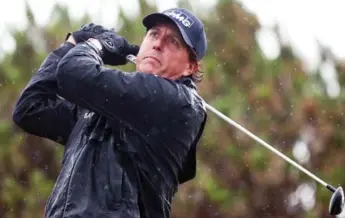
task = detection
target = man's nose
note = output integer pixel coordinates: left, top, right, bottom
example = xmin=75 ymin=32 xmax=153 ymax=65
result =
xmin=152 ymin=37 xmax=163 ymax=51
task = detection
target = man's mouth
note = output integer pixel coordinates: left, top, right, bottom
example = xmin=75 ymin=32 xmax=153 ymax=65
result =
xmin=144 ymin=56 xmax=161 ymax=64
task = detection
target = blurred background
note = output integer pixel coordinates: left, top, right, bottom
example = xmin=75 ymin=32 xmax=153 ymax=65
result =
xmin=1 ymin=0 xmax=345 ymax=217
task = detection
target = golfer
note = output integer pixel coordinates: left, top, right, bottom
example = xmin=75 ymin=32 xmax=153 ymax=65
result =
xmin=12 ymin=7 xmax=207 ymax=218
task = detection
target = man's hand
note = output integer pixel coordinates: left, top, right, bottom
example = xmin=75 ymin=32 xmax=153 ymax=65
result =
xmin=66 ymin=36 xmax=76 ymax=45
xmin=87 ymin=32 xmax=140 ymax=66
xmin=65 ymin=23 xmax=113 ymax=44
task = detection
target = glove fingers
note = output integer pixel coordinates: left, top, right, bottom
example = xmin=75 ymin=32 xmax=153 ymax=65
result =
xmin=80 ymin=23 xmax=94 ymax=31
xmin=93 ymin=25 xmax=107 ymax=34
xmin=80 ymin=23 xmax=111 ymax=34
xmin=125 ymin=44 xmax=140 ymax=56
xmin=92 ymin=31 xmax=139 ymax=66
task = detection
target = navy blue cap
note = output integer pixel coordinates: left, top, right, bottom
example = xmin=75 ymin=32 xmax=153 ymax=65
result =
xmin=142 ymin=8 xmax=207 ymax=60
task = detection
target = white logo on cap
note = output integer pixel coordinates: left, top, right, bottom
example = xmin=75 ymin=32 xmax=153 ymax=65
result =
xmin=163 ymin=10 xmax=194 ymax=28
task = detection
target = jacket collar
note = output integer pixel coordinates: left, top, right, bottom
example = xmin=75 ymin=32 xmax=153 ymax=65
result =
xmin=176 ymin=76 xmax=197 ymax=90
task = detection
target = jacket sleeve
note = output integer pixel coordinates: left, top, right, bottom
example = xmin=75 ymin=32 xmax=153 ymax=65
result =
xmin=178 ymin=113 xmax=207 ymax=184
xmin=12 ymin=42 xmax=80 ymax=145
xmin=55 ymin=43 xmax=186 ymax=133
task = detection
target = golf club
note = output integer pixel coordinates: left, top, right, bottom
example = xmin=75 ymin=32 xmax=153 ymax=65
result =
xmin=126 ymin=54 xmax=344 ymax=216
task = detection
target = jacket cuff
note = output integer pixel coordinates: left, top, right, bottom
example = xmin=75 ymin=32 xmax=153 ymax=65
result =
xmin=53 ymin=42 xmax=75 ymax=58
xmin=85 ymin=38 xmax=103 ymax=57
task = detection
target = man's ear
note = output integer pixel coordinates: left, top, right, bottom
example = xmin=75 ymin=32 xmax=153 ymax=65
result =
xmin=182 ymin=61 xmax=200 ymax=77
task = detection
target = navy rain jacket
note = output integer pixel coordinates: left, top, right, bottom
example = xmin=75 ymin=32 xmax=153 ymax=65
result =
xmin=12 ymin=42 xmax=207 ymax=218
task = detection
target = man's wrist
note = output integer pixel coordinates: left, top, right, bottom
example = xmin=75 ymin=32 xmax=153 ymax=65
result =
xmin=66 ymin=35 xmax=76 ymax=45
xmin=86 ymin=38 xmax=103 ymax=56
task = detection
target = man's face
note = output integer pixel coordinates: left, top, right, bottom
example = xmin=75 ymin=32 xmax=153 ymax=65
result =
xmin=135 ymin=21 xmax=198 ymax=80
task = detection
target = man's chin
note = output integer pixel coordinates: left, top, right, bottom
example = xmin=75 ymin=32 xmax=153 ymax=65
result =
xmin=137 ymin=66 xmax=161 ymax=76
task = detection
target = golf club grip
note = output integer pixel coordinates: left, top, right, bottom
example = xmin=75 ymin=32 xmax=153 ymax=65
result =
xmin=126 ymin=54 xmax=136 ymax=64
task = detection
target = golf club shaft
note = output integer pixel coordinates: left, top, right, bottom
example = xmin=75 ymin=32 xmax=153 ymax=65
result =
xmin=205 ymin=104 xmax=337 ymax=192
xmin=125 ymin=54 xmax=334 ymax=192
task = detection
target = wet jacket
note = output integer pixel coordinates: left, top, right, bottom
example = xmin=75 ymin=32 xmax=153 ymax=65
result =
xmin=12 ymin=42 xmax=207 ymax=218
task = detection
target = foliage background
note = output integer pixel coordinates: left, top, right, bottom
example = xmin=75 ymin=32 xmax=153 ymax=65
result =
xmin=1 ymin=0 xmax=345 ymax=217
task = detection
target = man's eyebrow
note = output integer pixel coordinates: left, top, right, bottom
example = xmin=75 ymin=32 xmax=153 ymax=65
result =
xmin=150 ymin=26 xmax=161 ymax=31
xmin=171 ymin=32 xmax=183 ymax=42
xmin=149 ymin=25 xmax=183 ymax=41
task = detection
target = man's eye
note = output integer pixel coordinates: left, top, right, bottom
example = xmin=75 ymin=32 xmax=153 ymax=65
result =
xmin=171 ymin=38 xmax=180 ymax=46
xmin=150 ymin=31 xmax=158 ymax=37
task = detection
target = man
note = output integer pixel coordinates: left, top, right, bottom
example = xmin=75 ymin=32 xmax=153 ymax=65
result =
xmin=12 ymin=7 xmax=207 ymax=218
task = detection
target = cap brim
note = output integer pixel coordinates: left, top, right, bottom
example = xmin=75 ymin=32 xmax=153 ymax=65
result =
xmin=142 ymin=13 xmax=194 ymax=51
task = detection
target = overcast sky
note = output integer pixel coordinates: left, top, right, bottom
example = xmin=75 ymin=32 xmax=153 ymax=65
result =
xmin=1 ymin=0 xmax=345 ymax=74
